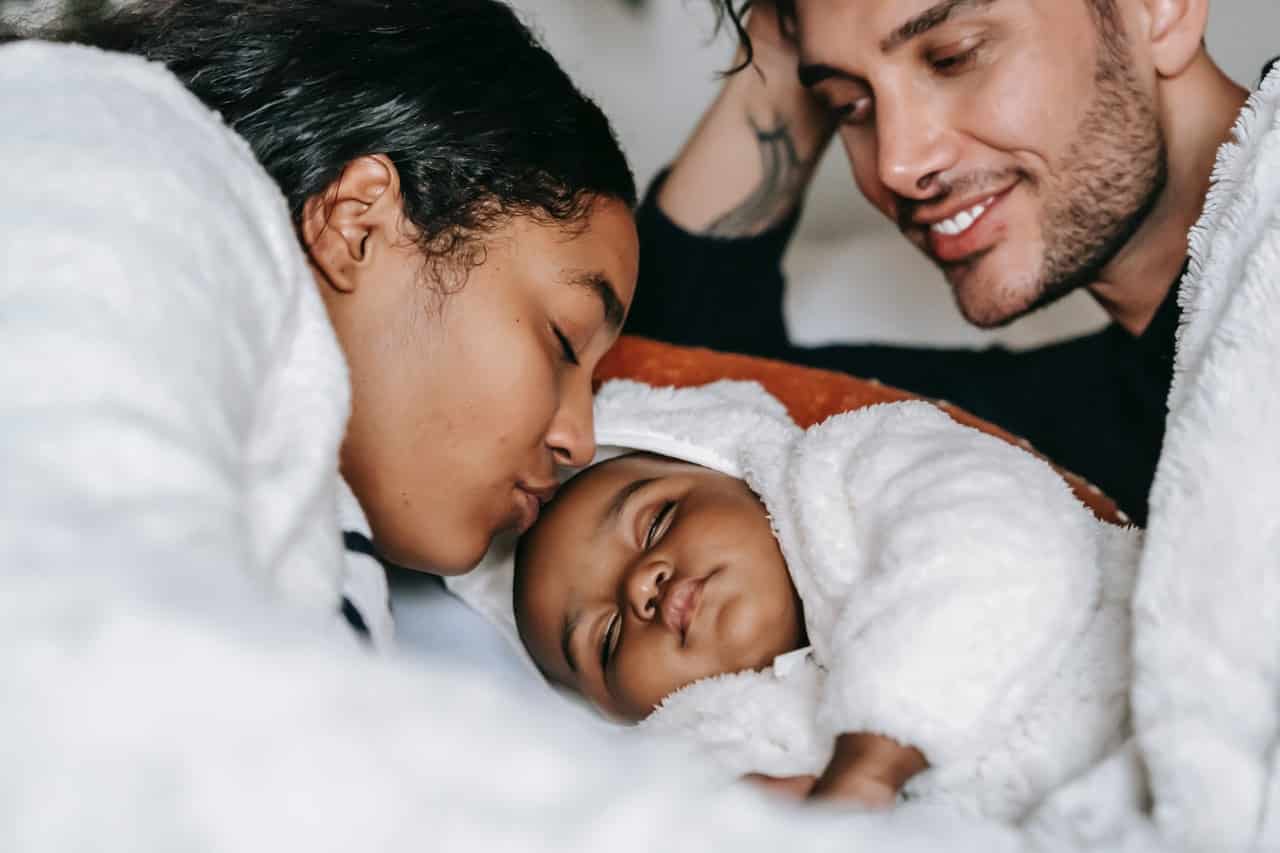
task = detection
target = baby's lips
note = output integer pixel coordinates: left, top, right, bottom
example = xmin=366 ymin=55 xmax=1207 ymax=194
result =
xmin=660 ymin=576 xmax=705 ymax=641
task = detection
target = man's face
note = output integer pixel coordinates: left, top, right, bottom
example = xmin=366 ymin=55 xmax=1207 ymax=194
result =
xmin=515 ymin=454 xmax=806 ymax=721
xmin=793 ymin=0 xmax=1167 ymax=327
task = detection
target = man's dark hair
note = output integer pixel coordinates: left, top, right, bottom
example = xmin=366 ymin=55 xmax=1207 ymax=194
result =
xmin=711 ymin=0 xmax=795 ymax=72
xmin=713 ymin=0 xmax=1122 ymax=73
xmin=18 ymin=0 xmax=635 ymax=277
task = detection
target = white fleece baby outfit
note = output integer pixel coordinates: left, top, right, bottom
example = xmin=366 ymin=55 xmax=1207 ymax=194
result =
xmin=587 ymin=379 xmax=1141 ymax=822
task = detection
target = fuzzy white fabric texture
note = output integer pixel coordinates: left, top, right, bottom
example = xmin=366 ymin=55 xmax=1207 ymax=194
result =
xmin=0 ymin=43 xmax=1035 ymax=853
xmin=6 ymin=39 xmax=1275 ymax=853
xmin=0 ymin=42 xmax=352 ymax=625
xmin=1126 ymin=63 xmax=1280 ymax=849
xmin=590 ymin=380 xmax=1138 ymax=822
xmin=1011 ymin=63 xmax=1280 ymax=850
xmin=446 ymin=63 xmax=1280 ymax=853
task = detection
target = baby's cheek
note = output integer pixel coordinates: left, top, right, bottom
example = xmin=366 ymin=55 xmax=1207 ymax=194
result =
xmin=716 ymin=597 xmax=793 ymax=673
xmin=616 ymin=647 xmax=729 ymax=720
xmin=615 ymin=652 xmax=687 ymax=719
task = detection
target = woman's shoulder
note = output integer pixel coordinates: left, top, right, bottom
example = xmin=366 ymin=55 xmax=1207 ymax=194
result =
xmin=1 ymin=40 xmax=313 ymax=343
xmin=3 ymin=41 xmax=255 ymax=174
xmin=1 ymin=41 xmax=300 ymax=291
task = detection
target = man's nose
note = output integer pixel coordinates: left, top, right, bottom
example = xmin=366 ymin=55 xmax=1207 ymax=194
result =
xmin=545 ymin=376 xmax=596 ymax=469
xmin=624 ymin=558 xmax=670 ymax=622
xmin=875 ymin=92 xmax=960 ymax=203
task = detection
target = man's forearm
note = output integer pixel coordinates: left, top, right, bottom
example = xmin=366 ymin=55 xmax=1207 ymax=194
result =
xmin=658 ymin=9 xmax=833 ymax=237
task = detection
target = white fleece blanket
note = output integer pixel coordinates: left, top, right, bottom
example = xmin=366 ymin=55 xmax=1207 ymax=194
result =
xmin=1113 ymin=63 xmax=1280 ymax=849
xmin=5 ymin=39 xmax=1277 ymax=853
xmin=622 ymin=383 xmax=1140 ymax=823
xmin=448 ymin=65 xmax=1280 ymax=848
xmin=1019 ymin=62 xmax=1280 ymax=850
xmin=0 ymin=41 xmax=1027 ymax=853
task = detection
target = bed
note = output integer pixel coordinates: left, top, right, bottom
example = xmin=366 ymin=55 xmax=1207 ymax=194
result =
xmin=3 ymin=20 xmax=1277 ymax=853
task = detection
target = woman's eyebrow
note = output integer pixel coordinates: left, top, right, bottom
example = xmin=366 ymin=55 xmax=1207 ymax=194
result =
xmin=567 ymin=270 xmax=626 ymax=331
xmin=597 ymin=476 xmax=655 ymax=535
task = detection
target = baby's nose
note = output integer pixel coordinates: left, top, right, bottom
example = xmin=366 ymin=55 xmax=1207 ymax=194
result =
xmin=626 ymin=562 xmax=670 ymax=621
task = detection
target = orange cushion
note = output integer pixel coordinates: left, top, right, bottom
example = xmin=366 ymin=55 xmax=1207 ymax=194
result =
xmin=595 ymin=335 xmax=1124 ymax=525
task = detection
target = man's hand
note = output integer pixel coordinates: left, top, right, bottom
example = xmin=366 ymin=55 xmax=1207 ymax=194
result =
xmin=659 ymin=0 xmax=832 ymax=237
xmin=807 ymin=733 xmax=928 ymax=809
xmin=731 ymin=0 xmax=794 ymax=71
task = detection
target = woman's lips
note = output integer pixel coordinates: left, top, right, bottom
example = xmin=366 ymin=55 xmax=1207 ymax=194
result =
xmin=512 ymin=487 xmax=541 ymax=535
xmin=660 ymin=576 xmax=706 ymax=646
xmin=511 ymin=481 xmax=557 ymax=536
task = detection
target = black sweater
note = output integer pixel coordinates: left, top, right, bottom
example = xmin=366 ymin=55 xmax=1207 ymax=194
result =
xmin=626 ymin=174 xmax=1179 ymax=525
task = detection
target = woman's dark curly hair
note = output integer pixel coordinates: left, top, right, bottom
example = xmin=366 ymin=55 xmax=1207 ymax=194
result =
xmin=26 ymin=0 xmax=635 ymax=282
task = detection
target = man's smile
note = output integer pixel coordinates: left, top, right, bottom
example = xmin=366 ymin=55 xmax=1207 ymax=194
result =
xmin=920 ymin=182 xmax=1019 ymax=264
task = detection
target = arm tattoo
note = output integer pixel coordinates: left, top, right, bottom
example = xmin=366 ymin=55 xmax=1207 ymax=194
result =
xmin=704 ymin=115 xmax=817 ymax=238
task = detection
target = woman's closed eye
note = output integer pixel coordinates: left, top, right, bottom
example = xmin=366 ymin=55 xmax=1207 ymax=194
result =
xmin=552 ymin=324 xmax=579 ymax=366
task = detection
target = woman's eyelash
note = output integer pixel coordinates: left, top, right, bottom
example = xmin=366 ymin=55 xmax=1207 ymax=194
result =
xmin=553 ymin=326 xmax=579 ymax=366
xmin=645 ymin=501 xmax=676 ymax=548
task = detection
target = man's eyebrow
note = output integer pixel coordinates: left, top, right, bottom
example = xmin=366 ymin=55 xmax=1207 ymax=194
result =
xmin=561 ymin=608 xmax=582 ymax=675
xmin=568 ymin=270 xmax=626 ymax=331
xmin=598 ymin=476 xmax=654 ymax=535
xmin=798 ymin=0 xmax=997 ymax=85
xmin=881 ymin=0 xmax=996 ymax=53
xmin=797 ymin=63 xmax=843 ymax=89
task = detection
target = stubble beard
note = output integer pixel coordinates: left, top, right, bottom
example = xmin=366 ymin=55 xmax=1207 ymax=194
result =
xmin=960 ymin=26 xmax=1169 ymax=329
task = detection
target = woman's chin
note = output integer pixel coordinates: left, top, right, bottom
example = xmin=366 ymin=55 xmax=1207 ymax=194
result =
xmin=370 ymin=522 xmax=491 ymax=577
xmin=423 ymin=535 xmax=492 ymax=577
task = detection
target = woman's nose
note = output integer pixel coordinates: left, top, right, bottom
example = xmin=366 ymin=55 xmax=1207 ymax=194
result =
xmin=546 ymin=376 xmax=596 ymax=468
xmin=624 ymin=558 xmax=669 ymax=622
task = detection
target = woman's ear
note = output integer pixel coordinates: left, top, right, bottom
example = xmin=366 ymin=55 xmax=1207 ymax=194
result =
xmin=301 ymin=154 xmax=401 ymax=294
xmin=1140 ymin=0 xmax=1209 ymax=78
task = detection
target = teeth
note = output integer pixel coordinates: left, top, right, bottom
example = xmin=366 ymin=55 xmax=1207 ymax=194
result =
xmin=931 ymin=199 xmax=992 ymax=236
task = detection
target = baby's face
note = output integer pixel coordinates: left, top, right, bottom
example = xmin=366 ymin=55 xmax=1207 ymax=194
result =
xmin=515 ymin=454 xmax=806 ymax=721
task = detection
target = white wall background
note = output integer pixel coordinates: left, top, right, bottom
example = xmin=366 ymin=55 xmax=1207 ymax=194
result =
xmin=508 ymin=0 xmax=1280 ymax=350
xmin=5 ymin=0 xmax=1274 ymax=349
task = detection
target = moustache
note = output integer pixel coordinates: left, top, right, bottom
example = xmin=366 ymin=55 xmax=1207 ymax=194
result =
xmin=896 ymin=168 xmax=1024 ymax=231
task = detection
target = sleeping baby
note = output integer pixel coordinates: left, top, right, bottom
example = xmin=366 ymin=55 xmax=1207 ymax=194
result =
xmin=513 ymin=380 xmax=1140 ymax=820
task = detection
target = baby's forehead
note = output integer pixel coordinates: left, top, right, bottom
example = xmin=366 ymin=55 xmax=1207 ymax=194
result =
xmin=515 ymin=455 xmax=684 ymax=623
xmin=523 ymin=454 xmax=671 ymax=558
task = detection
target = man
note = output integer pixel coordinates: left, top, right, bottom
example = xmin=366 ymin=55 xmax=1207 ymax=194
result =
xmin=626 ymin=0 xmax=1271 ymax=523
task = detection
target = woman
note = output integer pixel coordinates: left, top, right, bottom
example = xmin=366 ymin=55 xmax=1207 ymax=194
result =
xmin=0 ymin=0 xmax=638 ymax=646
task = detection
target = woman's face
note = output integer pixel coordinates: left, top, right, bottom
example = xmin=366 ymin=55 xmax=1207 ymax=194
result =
xmin=309 ymin=160 xmax=638 ymax=574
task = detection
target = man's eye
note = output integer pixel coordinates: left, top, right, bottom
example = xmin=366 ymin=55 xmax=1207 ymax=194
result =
xmin=600 ymin=611 xmax=619 ymax=669
xmin=644 ymin=501 xmax=676 ymax=548
xmin=832 ymin=97 xmax=873 ymax=127
xmin=553 ymin=325 xmax=579 ymax=366
xmin=932 ymin=45 xmax=980 ymax=75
